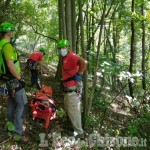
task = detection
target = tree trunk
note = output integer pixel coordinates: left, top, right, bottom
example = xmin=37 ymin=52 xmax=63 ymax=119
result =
xmin=55 ymin=0 xmax=64 ymax=81
xmin=65 ymin=0 xmax=72 ymax=46
xmin=128 ymin=0 xmax=135 ymax=98
xmin=87 ymin=0 xmax=106 ymax=115
xmin=62 ymin=0 xmax=66 ymax=39
xmin=141 ymin=3 xmax=146 ymax=90
xmin=58 ymin=0 xmax=63 ymax=39
xmin=71 ymin=0 xmax=76 ymax=52
xmin=78 ymin=0 xmax=88 ymax=127
xmin=86 ymin=0 xmax=95 ymax=73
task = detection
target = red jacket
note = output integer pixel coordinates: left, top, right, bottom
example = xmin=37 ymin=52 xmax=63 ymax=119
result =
xmin=28 ymin=51 xmax=43 ymax=62
xmin=62 ymin=52 xmax=79 ymax=87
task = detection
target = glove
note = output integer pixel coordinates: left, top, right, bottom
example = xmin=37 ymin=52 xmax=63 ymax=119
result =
xmin=75 ymin=73 xmax=82 ymax=81
xmin=19 ymin=79 xmax=26 ymax=88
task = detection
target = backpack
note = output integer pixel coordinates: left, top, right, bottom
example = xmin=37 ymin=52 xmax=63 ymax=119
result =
xmin=0 ymin=40 xmax=9 ymax=74
xmin=30 ymin=85 xmax=56 ymax=128
xmin=27 ymin=60 xmax=37 ymax=71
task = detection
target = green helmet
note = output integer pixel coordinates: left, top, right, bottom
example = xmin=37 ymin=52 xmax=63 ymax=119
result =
xmin=57 ymin=39 xmax=70 ymax=48
xmin=39 ymin=47 xmax=46 ymax=55
xmin=0 ymin=22 xmax=15 ymax=33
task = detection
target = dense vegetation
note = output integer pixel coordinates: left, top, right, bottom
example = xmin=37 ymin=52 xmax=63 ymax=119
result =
xmin=0 ymin=0 xmax=149 ymax=149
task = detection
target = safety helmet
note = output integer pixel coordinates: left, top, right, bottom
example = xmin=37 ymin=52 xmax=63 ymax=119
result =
xmin=0 ymin=22 xmax=15 ymax=33
xmin=57 ymin=39 xmax=70 ymax=48
xmin=39 ymin=47 xmax=46 ymax=55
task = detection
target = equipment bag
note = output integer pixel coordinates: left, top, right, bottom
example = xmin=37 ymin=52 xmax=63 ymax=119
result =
xmin=27 ymin=60 xmax=37 ymax=71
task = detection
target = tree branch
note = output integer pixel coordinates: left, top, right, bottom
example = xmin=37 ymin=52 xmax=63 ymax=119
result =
xmin=29 ymin=24 xmax=58 ymax=42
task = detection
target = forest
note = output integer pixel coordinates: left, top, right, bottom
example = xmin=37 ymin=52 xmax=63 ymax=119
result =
xmin=0 ymin=0 xmax=150 ymax=149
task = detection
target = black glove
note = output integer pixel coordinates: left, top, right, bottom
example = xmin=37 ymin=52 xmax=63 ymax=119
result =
xmin=19 ymin=79 xmax=26 ymax=88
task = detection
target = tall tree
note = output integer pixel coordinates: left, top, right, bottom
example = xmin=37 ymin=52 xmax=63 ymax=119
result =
xmin=141 ymin=2 xmax=146 ymax=91
xmin=128 ymin=0 xmax=135 ymax=98
xmin=55 ymin=0 xmax=66 ymax=81
xmin=58 ymin=0 xmax=63 ymax=39
xmin=71 ymin=0 xmax=76 ymax=51
xmin=65 ymin=0 xmax=72 ymax=47
xmin=59 ymin=0 xmax=66 ymax=39
xmin=78 ymin=0 xmax=88 ymax=127
xmin=88 ymin=0 xmax=107 ymax=115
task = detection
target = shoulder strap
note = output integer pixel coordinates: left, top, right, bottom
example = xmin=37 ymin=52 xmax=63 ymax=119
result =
xmin=1 ymin=43 xmax=9 ymax=54
xmin=0 ymin=41 xmax=10 ymax=74
xmin=0 ymin=39 xmax=9 ymax=50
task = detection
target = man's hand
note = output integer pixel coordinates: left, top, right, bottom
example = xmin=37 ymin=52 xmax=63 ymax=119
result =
xmin=75 ymin=73 xmax=82 ymax=81
xmin=19 ymin=79 xmax=26 ymax=88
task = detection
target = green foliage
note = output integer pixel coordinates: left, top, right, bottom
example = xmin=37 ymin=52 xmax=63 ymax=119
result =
xmin=6 ymin=121 xmax=15 ymax=132
xmin=2 ymin=0 xmax=58 ymax=56
xmin=93 ymin=92 xmax=110 ymax=111
xmin=127 ymin=112 xmax=150 ymax=145
xmin=0 ymin=0 xmax=150 ymax=148
xmin=13 ymin=135 xmax=20 ymax=141
xmin=85 ymin=114 xmax=96 ymax=128
xmin=57 ymin=108 xmax=66 ymax=118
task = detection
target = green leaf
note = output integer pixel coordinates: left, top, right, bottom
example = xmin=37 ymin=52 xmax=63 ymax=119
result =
xmin=6 ymin=121 xmax=15 ymax=132
xmin=8 ymin=124 xmax=15 ymax=132
xmin=14 ymin=135 xmax=20 ymax=141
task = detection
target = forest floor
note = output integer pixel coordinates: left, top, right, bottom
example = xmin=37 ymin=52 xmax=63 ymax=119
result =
xmin=0 ymin=58 xmax=149 ymax=150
